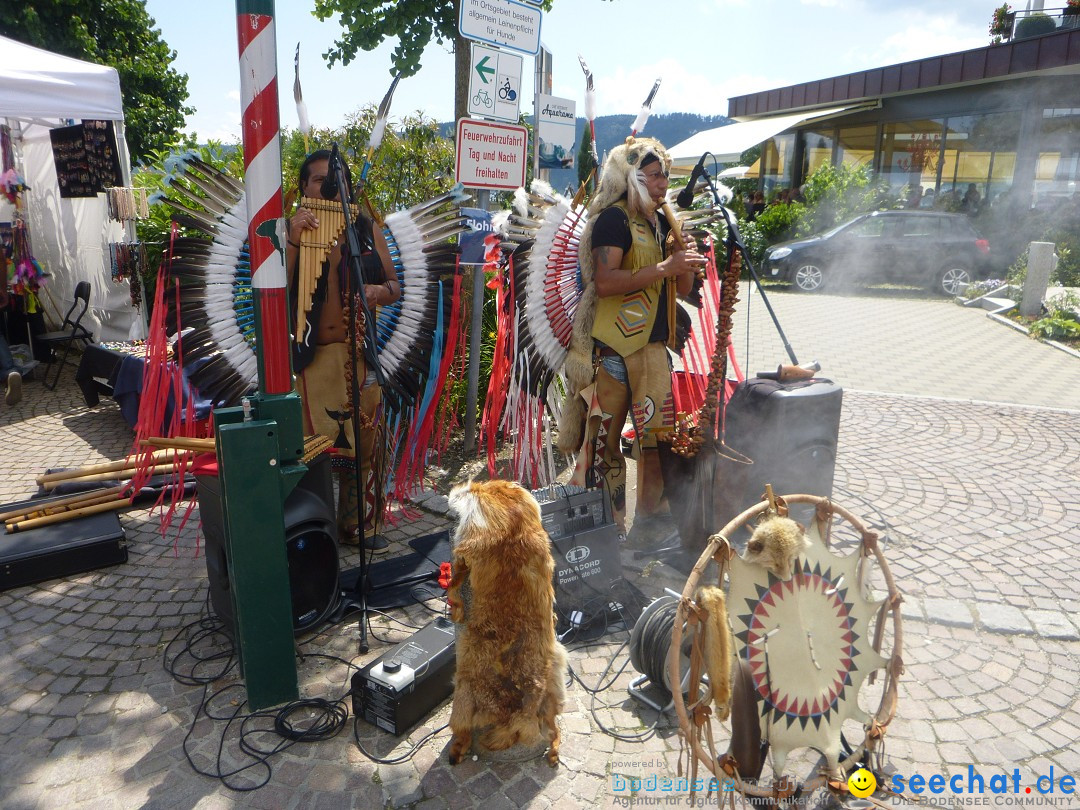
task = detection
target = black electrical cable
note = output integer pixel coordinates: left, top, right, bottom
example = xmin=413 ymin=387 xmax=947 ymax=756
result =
xmin=272 ymin=698 xmax=350 ymax=742
xmin=630 ymin=598 xmax=683 ymax=693
xmin=353 ymin=718 xmax=449 ymax=764
xmin=164 ymin=586 xmax=369 ymax=790
xmin=162 ymin=605 xmax=236 ymax=686
xmin=585 ymin=638 xmax=664 ymax=743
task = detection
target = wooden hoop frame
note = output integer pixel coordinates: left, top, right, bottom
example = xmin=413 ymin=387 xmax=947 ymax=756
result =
xmin=667 ymin=494 xmax=905 ymax=801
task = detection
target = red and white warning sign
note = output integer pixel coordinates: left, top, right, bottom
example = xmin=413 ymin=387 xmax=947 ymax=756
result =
xmin=455 ymin=118 xmax=528 ymax=190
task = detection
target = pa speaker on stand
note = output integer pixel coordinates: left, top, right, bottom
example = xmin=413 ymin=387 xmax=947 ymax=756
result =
xmin=721 ymin=377 xmax=843 ymax=540
xmin=197 ymin=452 xmax=341 ymax=636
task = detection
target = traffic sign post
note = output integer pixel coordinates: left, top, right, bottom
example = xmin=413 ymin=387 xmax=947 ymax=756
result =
xmin=458 ymin=0 xmax=542 ymax=56
xmin=456 ymin=0 xmax=541 ymax=454
xmin=468 ymin=44 xmax=523 ymax=123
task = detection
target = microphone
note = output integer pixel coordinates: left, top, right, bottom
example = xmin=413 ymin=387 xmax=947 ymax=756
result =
xmin=676 ymin=152 xmax=709 ymax=209
xmin=320 ymin=143 xmax=340 ymax=200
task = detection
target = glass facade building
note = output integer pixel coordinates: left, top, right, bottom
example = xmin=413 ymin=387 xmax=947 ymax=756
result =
xmin=730 ymin=29 xmax=1080 ymax=216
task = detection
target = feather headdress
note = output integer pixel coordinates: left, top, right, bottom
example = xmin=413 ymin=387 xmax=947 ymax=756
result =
xmin=577 ymin=55 xmax=599 ymax=168
xmin=293 ymin=44 xmax=311 ymax=142
xmin=630 ymin=77 xmax=662 ymax=136
xmin=362 ymin=75 xmax=400 ymax=182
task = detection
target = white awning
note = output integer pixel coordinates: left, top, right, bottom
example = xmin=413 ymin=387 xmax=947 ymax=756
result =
xmin=667 ymin=105 xmax=864 ymax=170
xmin=0 ymin=35 xmax=124 ymax=121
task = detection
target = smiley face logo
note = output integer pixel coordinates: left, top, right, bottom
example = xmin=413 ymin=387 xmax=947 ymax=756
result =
xmin=848 ymin=768 xmax=877 ymax=798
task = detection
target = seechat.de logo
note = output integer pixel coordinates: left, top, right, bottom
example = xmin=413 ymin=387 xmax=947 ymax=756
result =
xmin=566 ymin=546 xmax=590 ymax=565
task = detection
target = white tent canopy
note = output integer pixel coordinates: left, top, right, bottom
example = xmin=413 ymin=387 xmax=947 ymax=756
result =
xmin=0 ymin=36 xmax=124 ymax=122
xmin=667 ymin=105 xmax=863 ymax=170
xmin=1 ymin=35 xmax=138 ymax=342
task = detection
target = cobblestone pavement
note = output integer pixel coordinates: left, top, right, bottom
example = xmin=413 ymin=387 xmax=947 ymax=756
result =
xmin=0 ymin=291 xmax=1078 ymax=809
xmin=729 ymin=284 xmax=1080 ymax=410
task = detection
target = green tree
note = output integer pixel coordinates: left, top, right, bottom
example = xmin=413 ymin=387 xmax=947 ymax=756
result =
xmin=577 ymin=126 xmax=597 ymax=197
xmin=313 ymin=0 xmax=556 ymax=122
xmin=280 ymin=106 xmax=457 ymax=213
xmin=0 ymin=0 xmax=192 ymax=164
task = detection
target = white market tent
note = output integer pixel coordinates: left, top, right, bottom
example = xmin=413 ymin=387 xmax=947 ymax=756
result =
xmin=0 ymin=34 xmax=141 ymax=341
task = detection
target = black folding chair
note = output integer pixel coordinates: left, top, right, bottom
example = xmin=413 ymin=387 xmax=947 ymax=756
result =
xmin=37 ymin=281 xmax=94 ymax=390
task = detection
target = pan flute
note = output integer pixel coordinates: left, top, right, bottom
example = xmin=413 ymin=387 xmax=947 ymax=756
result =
xmin=295 ymin=196 xmax=359 ymax=341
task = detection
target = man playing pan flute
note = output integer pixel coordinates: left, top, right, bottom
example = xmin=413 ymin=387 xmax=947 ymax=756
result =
xmin=285 ymin=149 xmax=400 ymax=551
xmin=558 ymin=137 xmax=705 ymax=543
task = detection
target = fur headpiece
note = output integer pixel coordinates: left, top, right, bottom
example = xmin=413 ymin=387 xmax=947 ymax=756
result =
xmin=590 ymin=136 xmax=672 ymax=222
xmin=557 ymin=137 xmax=671 ymax=454
xmin=743 ymin=516 xmax=811 ymax=580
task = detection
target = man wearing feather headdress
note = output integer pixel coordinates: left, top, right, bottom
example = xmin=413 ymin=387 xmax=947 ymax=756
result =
xmin=285 ymin=150 xmax=401 ymax=551
xmin=559 ymin=137 xmax=705 ymax=540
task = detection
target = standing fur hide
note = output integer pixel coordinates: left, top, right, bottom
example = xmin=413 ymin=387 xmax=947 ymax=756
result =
xmin=696 ymin=586 xmax=733 ymax=721
xmin=446 ymin=479 xmax=568 ymax=766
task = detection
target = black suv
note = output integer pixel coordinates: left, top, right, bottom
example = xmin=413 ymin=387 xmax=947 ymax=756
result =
xmin=764 ymin=210 xmax=991 ymax=295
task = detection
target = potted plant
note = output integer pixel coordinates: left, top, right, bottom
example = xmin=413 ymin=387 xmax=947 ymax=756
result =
xmin=989 ymin=3 xmax=1014 ymax=41
xmin=1066 ymin=0 xmax=1080 ymax=27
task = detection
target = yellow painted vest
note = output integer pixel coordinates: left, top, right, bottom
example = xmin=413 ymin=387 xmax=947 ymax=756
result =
xmin=590 ymin=201 xmax=664 ymax=357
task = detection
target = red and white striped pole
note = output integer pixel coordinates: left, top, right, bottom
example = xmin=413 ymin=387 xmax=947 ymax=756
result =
xmin=236 ymin=0 xmax=291 ymax=395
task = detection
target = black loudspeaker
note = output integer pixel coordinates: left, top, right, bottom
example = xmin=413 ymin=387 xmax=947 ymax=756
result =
xmin=722 ymin=377 xmax=842 ymax=533
xmin=197 ymin=453 xmax=340 ymax=635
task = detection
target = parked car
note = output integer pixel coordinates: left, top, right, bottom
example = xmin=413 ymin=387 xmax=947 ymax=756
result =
xmin=763 ymin=210 xmax=991 ymax=295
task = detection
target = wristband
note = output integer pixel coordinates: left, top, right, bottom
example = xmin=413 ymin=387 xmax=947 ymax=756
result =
xmin=288 ymin=240 xmax=300 ymax=248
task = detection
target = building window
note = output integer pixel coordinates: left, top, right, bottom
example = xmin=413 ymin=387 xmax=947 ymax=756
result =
xmin=760 ymin=132 xmax=795 ymax=198
xmin=879 ymin=119 xmax=945 ymax=197
xmin=836 ymin=125 xmax=877 ymax=171
xmin=939 ymin=111 xmax=1020 ymax=213
xmin=1033 ymin=107 xmax=1080 ymax=210
xmin=800 ymin=128 xmax=835 ymax=180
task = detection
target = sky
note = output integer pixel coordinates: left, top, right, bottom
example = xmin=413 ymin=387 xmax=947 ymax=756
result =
xmin=145 ymin=0 xmax=995 ymax=143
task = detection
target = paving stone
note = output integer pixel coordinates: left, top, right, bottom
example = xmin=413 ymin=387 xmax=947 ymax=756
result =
xmin=975 ymin=602 xmax=1035 ymax=635
xmin=899 ymin=597 xmax=925 ymax=622
xmin=923 ymin=598 xmax=975 ymax=628
xmin=1025 ymin=608 xmax=1080 ymax=640
xmin=3 ymin=305 xmax=1080 ymax=808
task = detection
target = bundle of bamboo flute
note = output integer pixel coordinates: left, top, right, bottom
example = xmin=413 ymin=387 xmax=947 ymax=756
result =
xmin=2 ymin=485 xmax=132 ymax=533
xmin=139 ymin=434 xmax=332 ymax=461
xmin=3 ymin=449 xmax=197 ymax=534
xmin=6 ymin=436 xmax=334 ymax=534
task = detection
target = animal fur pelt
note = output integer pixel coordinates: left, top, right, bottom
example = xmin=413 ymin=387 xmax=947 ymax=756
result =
xmin=446 ymin=479 xmax=568 ymax=767
xmin=743 ymin=516 xmax=810 ymax=580
xmin=695 ymin=586 xmax=733 ymax=721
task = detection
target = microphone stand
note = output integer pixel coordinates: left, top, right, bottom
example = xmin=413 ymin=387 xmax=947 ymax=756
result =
xmin=696 ymin=155 xmax=800 ymax=366
xmin=642 ymin=160 xmax=804 ymax=572
xmin=323 ymin=145 xmax=437 ymax=653
xmin=326 ymin=145 xmax=386 ymax=654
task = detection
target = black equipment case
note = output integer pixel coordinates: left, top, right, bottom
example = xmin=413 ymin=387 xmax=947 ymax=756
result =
xmin=0 ymin=494 xmax=128 ymax=592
